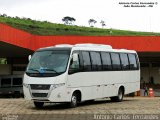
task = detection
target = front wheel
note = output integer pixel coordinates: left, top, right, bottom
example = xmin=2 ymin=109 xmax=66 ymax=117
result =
xmin=34 ymin=101 xmax=44 ymax=108
xmin=110 ymin=88 xmax=124 ymax=102
xmin=69 ymin=93 xmax=78 ymax=108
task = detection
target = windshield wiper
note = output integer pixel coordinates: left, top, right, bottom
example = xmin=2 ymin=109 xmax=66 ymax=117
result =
xmin=27 ymin=68 xmax=39 ymax=72
xmin=42 ymin=68 xmax=60 ymax=74
xmin=27 ymin=68 xmax=60 ymax=74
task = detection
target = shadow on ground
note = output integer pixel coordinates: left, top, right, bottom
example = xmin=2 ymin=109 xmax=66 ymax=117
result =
xmin=30 ymin=98 xmax=135 ymax=110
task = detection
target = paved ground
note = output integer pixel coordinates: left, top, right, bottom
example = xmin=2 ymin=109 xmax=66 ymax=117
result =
xmin=0 ymin=97 xmax=160 ymax=120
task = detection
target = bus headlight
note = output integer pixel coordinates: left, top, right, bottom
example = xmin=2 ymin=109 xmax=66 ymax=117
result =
xmin=51 ymin=83 xmax=65 ymax=90
xmin=23 ymin=83 xmax=29 ymax=88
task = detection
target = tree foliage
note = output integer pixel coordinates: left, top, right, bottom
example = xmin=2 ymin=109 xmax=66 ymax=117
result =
xmin=62 ymin=16 xmax=76 ymax=25
xmin=88 ymin=19 xmax=97 ymax=27
xmin=100 ymin=20 xmax=106 ymax=28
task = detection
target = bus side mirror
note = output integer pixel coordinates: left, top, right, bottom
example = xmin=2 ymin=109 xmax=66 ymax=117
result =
xmin=73 ymin=53 xmax=78 ymax=62
xmin=28 ymin=55 xmax=32 ymax=61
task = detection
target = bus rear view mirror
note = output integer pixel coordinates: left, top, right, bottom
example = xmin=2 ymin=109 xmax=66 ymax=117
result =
xmin=73 ymin=53 xmax=78 ymax=62
xmin=28 ymin=55 xmax=32 ymax=61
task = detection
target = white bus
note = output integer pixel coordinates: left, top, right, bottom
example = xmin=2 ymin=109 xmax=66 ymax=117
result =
xmin=23 ymin=44 xmax=140 ymax=108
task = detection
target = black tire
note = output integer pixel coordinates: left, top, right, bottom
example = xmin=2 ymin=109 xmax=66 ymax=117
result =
xmin=69 ymin=93 xmax=78 ymax=108
xmin=34 ymin=102 xmax=44 ymax=108
xmin=110 ymin=88 xmax=124 ymax=102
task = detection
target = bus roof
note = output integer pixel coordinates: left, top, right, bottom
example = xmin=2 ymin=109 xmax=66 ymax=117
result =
xmin=38 ymin=43 xmax=137 ymax=53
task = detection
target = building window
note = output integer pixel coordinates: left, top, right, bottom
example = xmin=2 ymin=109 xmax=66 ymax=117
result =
xmin=1 ymin=78 xmax=11 ymax=88
xmin=12 ymin=66 xmax=26 ymax=71
xmin=13 ymin=78 xmax=22 ymax=86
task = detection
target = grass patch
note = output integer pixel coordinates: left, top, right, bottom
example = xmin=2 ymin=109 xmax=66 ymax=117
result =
xmin=0 ymin=16 xmax=160 ymax=36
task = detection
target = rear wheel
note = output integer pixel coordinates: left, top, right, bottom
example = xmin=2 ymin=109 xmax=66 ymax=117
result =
xmin=110 ymin=88 xmax=124 ymax=102
xmin=69 ymin=93 xmax=78 ymax=108
xmin=34 ymin=102 xmax=44 ymax=108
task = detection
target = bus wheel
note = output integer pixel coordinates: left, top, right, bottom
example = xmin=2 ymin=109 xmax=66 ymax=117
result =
xmin=70 ymin=93 xmax=78 ymax=108
xmin=34 ymin=102 xmax=44 ymax=108
xmin=110 ymin=88 xmax=124 ymax=102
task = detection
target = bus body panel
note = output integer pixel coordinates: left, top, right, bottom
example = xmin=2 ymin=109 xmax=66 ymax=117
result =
xmin=23 ymin=44 xmax=140 ymax=104
xmin=67 ymin=70 xmax=140 ymax=101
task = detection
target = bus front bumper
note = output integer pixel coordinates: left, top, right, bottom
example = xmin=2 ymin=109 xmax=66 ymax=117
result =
xmin=23 ymin=84 xmax=71 ymax=102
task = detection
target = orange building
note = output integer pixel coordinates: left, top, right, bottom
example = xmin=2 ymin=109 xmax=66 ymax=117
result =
xmin=0 ymin=23 xmax=160 ymax=96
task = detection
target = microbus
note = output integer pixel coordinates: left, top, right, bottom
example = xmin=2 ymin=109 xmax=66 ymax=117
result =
xmin=23 ymin=44 xmax=140 ymax=108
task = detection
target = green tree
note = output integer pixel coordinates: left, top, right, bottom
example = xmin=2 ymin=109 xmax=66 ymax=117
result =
xmin=0 ymin=58 xmax=7 ymax=64
xmin=62 ymin=16 xmax=76 ymax=25
xmin=1 ymin=14 xmax=7 ymax=17
xmin=88 ymin=19 xmax=97 ymax=27
xmin=100 ymin=20 xmax=106 ymax=28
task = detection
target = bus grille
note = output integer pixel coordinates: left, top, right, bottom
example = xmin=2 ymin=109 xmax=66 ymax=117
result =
xmin=30 ymin=84 xmax=50 ymax=90
xmin=32 ymin=93 xmax=48 ymax=97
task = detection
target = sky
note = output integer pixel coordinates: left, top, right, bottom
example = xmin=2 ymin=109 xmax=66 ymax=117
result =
xmin=0 ymin=0 xmax=160 ymax=32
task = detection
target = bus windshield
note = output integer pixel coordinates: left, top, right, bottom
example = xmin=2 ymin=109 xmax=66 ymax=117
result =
xmin=26 ymin=50 xmax=70 ymax=77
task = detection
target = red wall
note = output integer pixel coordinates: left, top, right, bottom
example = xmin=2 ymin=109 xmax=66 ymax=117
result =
xmin=0 ymin=23 xmax=160 ymax=52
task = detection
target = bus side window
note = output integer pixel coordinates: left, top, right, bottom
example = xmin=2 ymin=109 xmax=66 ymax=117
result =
xmin=128 ymin=54 xmax=138 ymax=70
xmin=120 ymin=53 xmax=130 ymax=70
xmin=101 ymin=52 xmax=112 ymax=70
xmin=82 ymin=51 xmax=92 ymax=71
xmin=69 ymin=53 xmax=80 ymax=70
xmin=111 ymin=53 xmax=121 ymax=70
xmin=90 ymin=52 xmax=102 ymax=71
